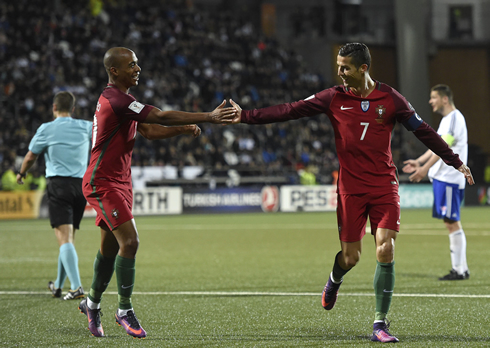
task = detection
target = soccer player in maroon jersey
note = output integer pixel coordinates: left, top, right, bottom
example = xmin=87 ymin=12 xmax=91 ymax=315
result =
xmin=78 ymin=47 xmax=237 ymax=338
xmin=229 ymin=43 xmax=474 ymax=343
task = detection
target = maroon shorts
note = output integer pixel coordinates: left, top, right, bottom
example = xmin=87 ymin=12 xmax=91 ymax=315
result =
xmin=336 ymin=191 xmax=400 ymax=243
xmin=83 ymin=181 xmax=133 ymax=231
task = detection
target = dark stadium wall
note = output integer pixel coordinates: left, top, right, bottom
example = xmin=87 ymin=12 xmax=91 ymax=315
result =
xmin=428 ymin=46 xmax=490 ymax=156
xmin=429 ymin=46 xmax=490 ymax=182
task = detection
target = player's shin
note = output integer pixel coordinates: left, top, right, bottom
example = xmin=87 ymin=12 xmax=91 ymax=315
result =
xmin=88 ymin=250 xmax=115 ymax=304
xmin=115 ymin=255 xmax=136 ymax=310
xmin=373 ymin=261 xmax=395 ymax=320
xmin=55 ymin=253 xmax=67 ymax=289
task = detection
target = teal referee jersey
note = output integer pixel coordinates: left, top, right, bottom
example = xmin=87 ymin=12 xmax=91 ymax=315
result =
xmin=29 ymin=117 xmax=93 ymax=178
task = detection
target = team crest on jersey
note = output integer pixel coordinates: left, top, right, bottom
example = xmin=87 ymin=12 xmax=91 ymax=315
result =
xmin=375 ymin=105 xmax=386 ymax=123
xmin=111 ymin=209 xmax=120 ymax=220
xmin=361 ymin=100 xmax=370 ymax=112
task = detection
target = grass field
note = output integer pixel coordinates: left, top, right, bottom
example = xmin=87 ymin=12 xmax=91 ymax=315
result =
xmin=1 ymin=207 xmax=489 ymax=347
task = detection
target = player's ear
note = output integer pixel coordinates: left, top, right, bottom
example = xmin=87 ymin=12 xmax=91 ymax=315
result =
xmin=110 ymin=67 xmax=118 ymax=76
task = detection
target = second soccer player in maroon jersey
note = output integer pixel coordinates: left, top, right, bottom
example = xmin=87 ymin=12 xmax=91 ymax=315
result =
xmin=78 ymin=47 xmax=237 ymax=338
xmin=229 ymin=42 xmax=474 ymax=343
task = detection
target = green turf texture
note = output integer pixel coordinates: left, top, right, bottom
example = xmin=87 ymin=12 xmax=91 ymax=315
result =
xmin=1 ymin=207 xmax=489 ymax=347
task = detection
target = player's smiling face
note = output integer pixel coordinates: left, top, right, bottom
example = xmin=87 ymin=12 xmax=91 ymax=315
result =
xmin=337 ymin=55 xmax=363 ymax=89
xmin=118 ymin=51 xmax=141 ymax=88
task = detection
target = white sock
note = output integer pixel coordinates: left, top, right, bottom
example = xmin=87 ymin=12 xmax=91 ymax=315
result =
xmin=118 ymin=308 xmax=132 ymax=317
xmin=87 ymin=297 xmax=101 ymax=310
xmin=330 ymin=272 xmax=342 ymax=284
xmin=449 ymin=229 xmax=468 ymax=274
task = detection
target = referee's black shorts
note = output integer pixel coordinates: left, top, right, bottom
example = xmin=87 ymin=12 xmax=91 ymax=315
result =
xmin=46 ymin=176 xmax=86 ymax=229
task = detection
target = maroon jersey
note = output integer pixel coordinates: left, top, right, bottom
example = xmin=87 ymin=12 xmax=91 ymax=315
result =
xmin=83 ymin=85 xmax=154 ymax=187
xmin=242 ymin=81 xmax=462 ymax=195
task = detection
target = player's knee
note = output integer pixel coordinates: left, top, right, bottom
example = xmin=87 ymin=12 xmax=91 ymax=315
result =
xmin=376 ymin=241 xmax=394 ymax=261
xmin=119 ymin=237 xmax=139 ymax=256
xmin=342 ymin=253 xmax=360 ymax=269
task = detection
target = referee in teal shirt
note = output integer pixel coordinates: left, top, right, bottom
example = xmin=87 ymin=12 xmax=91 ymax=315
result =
xmin=17 ymin=91 xmax=92 ymax=300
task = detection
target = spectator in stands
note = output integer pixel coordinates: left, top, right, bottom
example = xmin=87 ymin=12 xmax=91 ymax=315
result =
xmin=1 ymin=161 xmax=23 ymax=191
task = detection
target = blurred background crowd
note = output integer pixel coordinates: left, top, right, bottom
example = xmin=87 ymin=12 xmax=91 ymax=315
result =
xmin=2 ymin=0 xmax=488 ymax=190
xmin=0 ymin=0 xmax=344 ymax=189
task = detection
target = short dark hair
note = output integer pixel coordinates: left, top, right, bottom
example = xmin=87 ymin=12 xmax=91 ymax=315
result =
xmin=338 ymin=43 xmax=371 ymax=70
xmin=53 ymin=91 xmax=76 ymax=113
xmin=431 ymin=84 xmax=454 ymax=104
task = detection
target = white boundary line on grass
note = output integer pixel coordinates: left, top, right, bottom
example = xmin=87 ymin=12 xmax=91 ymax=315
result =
xmin=1 ymin=291 xmax=489 ymax=298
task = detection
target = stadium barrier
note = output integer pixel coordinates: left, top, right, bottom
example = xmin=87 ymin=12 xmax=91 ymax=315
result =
xmin=81 ymin=184 xmax=434 ymax=216
xmin=0 ymin=191 xmax=44 ymax=220
xmin=398 ymin=184 xmax=433 ymax=208
xmin=82 ymin=187 xmax=183 ymax=218
xmin=0 ymin=183 xmax=447 ymax=220
xmin=280 ymin=185 xmax=337 ymax=212
xmin=182 ymin=186 xmax=279 ymax=214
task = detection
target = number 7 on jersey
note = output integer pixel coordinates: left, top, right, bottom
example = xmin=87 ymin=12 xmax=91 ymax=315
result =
xmin=360 ymin=122 xmax=369 ymax=140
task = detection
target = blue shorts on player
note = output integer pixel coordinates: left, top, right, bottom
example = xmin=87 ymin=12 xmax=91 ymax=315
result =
xmin=432 ymin=178 xmax=464 ymax=222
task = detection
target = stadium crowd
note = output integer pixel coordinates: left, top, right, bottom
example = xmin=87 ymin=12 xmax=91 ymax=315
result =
xmin=1 ymin=0 xmax=379 ymax=189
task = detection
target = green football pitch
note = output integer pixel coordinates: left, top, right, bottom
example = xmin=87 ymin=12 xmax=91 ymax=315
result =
xmin=1 ymin=207 xmax=489 ymax=347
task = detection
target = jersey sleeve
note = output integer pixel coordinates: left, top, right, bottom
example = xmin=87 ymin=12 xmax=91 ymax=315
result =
xmin=28 ymin=124 xmax=48 ymax=155
xmin=385 ymin=86 xmax=424 ymax=131
xmin=241 ymin=88 xmax=336 ymax=124
xmin=414 ymin=121 xmax=463 ymax=169
xmin=109 ymin=92 xmax=154 ymax=122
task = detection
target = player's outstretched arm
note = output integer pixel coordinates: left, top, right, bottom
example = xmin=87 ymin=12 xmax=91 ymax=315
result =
xmin=137 ymin=124 xmax=201 ymax=140
xmin=458 ymin=164 xmax=475 ymax=185
xmin=144 ymin=100 xmax=237 ymax=126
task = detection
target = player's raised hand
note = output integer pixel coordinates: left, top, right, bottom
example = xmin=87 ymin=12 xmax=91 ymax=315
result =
xmin=228 ymin=99 xmax=242 ymax=124
xmin=458 ymin=164 xmax=475 ymax=185
xmin=408 ymin=167 xmax=427 ymax=183
xmin=402 ymin=159 xmax=418 ymax=173
xmin=209 ymin=100 xmax=237 ymax=124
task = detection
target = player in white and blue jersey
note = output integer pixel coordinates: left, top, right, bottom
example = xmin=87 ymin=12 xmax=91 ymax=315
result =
xmin=403 ymin=84 xmax=469 ymax=280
